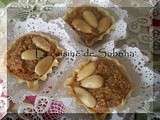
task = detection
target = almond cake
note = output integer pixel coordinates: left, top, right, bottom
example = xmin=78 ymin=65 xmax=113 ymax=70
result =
xmin=7 ymin=32 xmax=63 ymax=90
xmin=65 ymin=57 xmax=133 ymax=119
xmin=64 ymin=6 xmax=115 ymax=47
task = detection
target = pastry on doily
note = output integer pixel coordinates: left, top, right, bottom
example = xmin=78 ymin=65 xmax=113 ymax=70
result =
xmin=7 ymin=32 xmax=63 ymax=90
xmin=64 ymin=57 xmax=133 ymax=119
xmin=64 ymin=6 xmax=115 ymax=47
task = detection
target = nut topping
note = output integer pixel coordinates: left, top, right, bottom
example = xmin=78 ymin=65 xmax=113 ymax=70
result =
xmin=77 ymin=62 xmax=96 ymax=81
xmin=32 ymin=36 xmax=50 ymax=52
xmin=7 ymin=32 xmax=63 ymax=90
xmin=98 ymin=17 xmax=112 ymax=33
xmin=71 ymin=19 xmax=92 ymax=34
xmin=21 ymin=50 xmax=37 ymax=60
xmin=74 ymin=87 xmax=96 ymax=108
xmin=83 ymin=10 xmax=98 ymax=28
xmin=64 ymin=6 xmax=115 ymax=47
xmin=36 ymin=50 xmax=45 ymax=59
xmin=81 ymin=75 xmax=103 ymax=89
xmin=35 ymin=56 xmax=53 ymax=76
xmin=64 ymin=57 xmax=132 ymax=115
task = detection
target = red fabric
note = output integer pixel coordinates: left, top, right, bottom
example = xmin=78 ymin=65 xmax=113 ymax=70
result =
xmin=152 ymin=19 xmax=160 ymax=26
xmin=25 ymin=96 xmax=36 ymax=104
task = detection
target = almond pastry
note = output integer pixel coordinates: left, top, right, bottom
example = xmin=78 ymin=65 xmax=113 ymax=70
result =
xmin=7 ymin=32 xmax=63 ymax=90
xmin=74 ymin=87 xmax=96 ymax=108
xmin=21 ymin=50 xmax=37 ymax=60
xmin=65 ymin=57 xmax=133 ymax=119
xmin=35 ymin=56 xmax=53 ymax=76
xmin=77 ymin=62 xmax=96 ymax=81
xmin=82 ymin=10 xmax=98 ymax=28
xmin=71 ymin=19 xmax=93 ymax=34
xmin=80 ymin=75 xmax=104 ymax=89
xmin=64 ymin=6 xmax=115 ymax=47
xmin=32 ymin=36 xmax=51 ymax=52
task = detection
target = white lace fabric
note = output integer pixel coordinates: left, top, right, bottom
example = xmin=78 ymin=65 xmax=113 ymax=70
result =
xmin=0 ymin=8 xmax=7 ymax=119
xmin=3 ymin=0 xmax=160 ymax=118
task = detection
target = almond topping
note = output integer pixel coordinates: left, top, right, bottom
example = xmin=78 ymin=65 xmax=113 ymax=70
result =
xmin=83 ymin=10 xmax=98 ymax=28
xmin=32 ymin=36 xmax=50 ymax=52
xmin=72 ymin=19 xmax=92 ymax=34
xmin=35 ymin=56 xmax=53 ymax=76
xmin=74 ymin=87 xmax=96 ymax=108
xmin=77 ymin=62 xmax=96 ymax=81
xmin=36 ymin=50 xmax=45 ymax=59
xmin=81 ymin=75 xmax=104 ymax=89
xmin=21 ymin=50 xmax=37 ymax=60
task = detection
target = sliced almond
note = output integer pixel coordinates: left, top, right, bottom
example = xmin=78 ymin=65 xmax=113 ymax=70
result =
xmin=81 ymin=75 xmax=103 ymax=89
xmin=74 ymin=87 xmax=96 ymax=108
xmin=52 ymin=59 xmax=59 ymax=67
xmin=32 ymin=36 xmax=50 ymax=52
xmin=77 ymin=62 xmax=96 ymax=81
xmin=39 ymin=59 xmax=58 ymax=81
xmin=40 ymin=75 xmax=47 ymax=81
xmin=21 ymin=50 xmax=37 ymax=60
xmin=35 ymin=56 xmax=53 ymax=76
xmin=40 ymin=69 xmax=52 ymax=81
xmin=83 ymin=10 xmax=98 ymax=28
xmin=98 ymin=17 xmax=112 ymax=33
xmin=36 ymin=50 xmax=45 ymax=58
xmin=71 ymin=19 xmax=92 ymax=34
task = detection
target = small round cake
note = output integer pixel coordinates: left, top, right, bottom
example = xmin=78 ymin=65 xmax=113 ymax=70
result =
xmin=65 ymin=57 xmax=133 ymax=119
xmin=7 ymin=32 xmax=63 ymax=90
xmin=64 ymin=6 xmax=115 ymax=47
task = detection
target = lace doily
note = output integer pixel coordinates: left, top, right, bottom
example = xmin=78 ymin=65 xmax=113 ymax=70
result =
xmin=0 ymin=8 xmax=7 ymax=120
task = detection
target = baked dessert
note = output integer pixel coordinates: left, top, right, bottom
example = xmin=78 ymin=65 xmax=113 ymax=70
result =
xmin=64 ymin=6 xmax=115 ymax=47
xmin=7 ymin=32 xmax=63 ymax=90
xmin=65 ymin=57 xmax=133 ymax=119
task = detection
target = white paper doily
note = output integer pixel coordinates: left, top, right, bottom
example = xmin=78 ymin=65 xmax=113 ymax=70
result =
xmin=0 ymin=8 xmax=7 ymax=119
